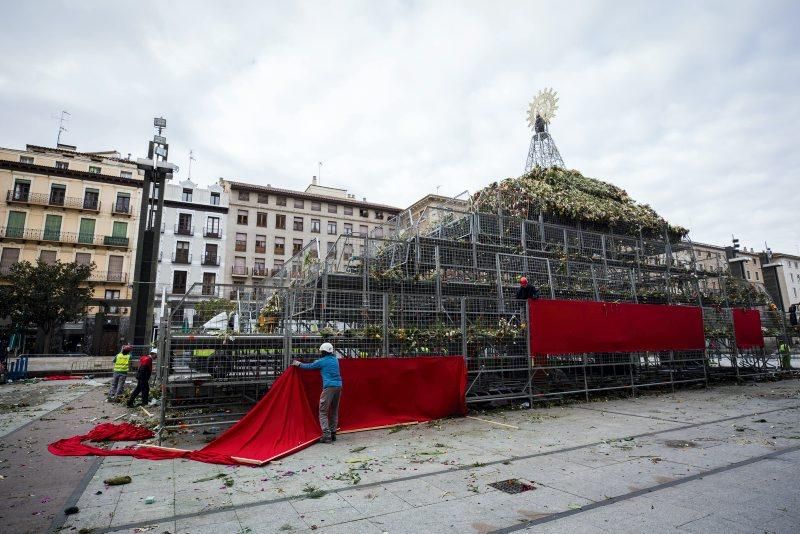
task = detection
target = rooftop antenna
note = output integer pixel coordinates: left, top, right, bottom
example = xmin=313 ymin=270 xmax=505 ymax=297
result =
xmin=56 ymin=110 xmax=71 ymax=146
xmin=188 ymin=149 xmax=196 ymax=180
xmin=318 ymin=161 xmax=323 ymax=184
xmin=436 ymin=185 xmax=441 ymax=195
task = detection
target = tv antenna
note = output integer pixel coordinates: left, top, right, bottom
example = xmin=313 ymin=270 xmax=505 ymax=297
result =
xmin=318 ymin=161 xmax=323 ymax=184
xmin=524 ymin=88 xmax=565 ymax=171
xmin=56 ymin=110 xmax=71 ymax=146
xmin=188 ymin=149 xmax=196 ymax=180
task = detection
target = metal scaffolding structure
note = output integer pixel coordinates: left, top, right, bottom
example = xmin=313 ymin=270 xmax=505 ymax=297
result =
xmin=155 ymin=204 xmax=794 ymax=434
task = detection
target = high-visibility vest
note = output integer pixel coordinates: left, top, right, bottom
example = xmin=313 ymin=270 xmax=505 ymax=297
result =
xmin=113 ymin=353 xmax=130 ymax=373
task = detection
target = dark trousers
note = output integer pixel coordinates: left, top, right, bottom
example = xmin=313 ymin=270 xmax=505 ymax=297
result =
xmin=127 ymin=376 xmax=150 ymax=406
xmin=319 ymin=387 xmax=342 ymax=438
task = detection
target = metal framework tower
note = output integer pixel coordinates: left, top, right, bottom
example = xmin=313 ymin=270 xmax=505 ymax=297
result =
xmin=524 ymin=88 xmax=565 ymax=172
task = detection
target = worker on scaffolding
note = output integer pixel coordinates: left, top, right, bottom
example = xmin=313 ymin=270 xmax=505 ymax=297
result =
xmin=108 ymin=344 xmax=132 ymax=402
xmin=292 ymin=342 xmax=342 ymax=444
xmin=127 ymin=347 xmax=156 ymax=408
xmin=516 ymin=277 xmax=540 ymax=300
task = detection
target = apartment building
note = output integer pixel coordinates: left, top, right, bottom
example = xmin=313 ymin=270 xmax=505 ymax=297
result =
xmin=218 ymin=177 xmax=401 ymax=288
xmin=691 ymin=242 xmax=766 ymax=294
xmin=769 ymin=252 xmax=800 ymax=308
xmin=0 ymin=143 xmax=142 ymax=353
xmin=154 ymin=178 xmax=228 ymax=303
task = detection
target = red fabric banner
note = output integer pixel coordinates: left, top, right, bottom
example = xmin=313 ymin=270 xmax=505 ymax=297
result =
xmin=49 ymin=356 xmax=467 ymax=466
xmin=732 ymin=308 xmax=764 ymax=349
xmin=528 ymin=299 xmax=705 ymax=356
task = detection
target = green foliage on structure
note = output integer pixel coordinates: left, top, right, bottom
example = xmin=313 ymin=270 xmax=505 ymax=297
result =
xmin=1 ymin=259 xmax=94 ymax=353
xmin=194 ymin=297 xmax=236 ymax=322
xmin=470 ymin=167 xmax=689 ymax=240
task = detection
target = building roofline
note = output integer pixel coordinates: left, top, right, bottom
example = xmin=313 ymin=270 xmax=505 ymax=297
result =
xmin=0 ymin=160 xmax=143 ymax=188
xmin=22 ymin=144 xmax=137 ymax=165
xmin=221 ymin=179 xmax=401 ymax=212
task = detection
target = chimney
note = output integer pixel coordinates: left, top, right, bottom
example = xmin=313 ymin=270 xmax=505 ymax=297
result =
xmin=312 ymin=176 xmax=318 ymax=185
xmin=363 ymin=197 xmax=366 ymax=202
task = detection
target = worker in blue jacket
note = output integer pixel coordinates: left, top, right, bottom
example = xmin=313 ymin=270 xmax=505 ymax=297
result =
xmin=293 ymin=342 xmax=342 ymax=443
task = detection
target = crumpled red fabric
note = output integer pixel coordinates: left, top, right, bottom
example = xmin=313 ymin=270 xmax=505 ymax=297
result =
xmin=49 ymin=356 xmax=467 ymax=466
xmin=44 ymin=375 xmax=81 ymax=381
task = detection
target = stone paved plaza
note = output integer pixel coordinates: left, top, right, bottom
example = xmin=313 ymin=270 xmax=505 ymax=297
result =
xmin=1 ymin=378 xmax=799 ymax=533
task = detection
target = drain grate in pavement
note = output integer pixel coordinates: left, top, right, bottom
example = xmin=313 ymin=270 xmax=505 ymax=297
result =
xmin=489 ymin=479 xmax=536 ymax=494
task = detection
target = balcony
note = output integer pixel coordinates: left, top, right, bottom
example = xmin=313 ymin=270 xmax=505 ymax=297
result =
xmin=202 ymin=254 xmax=221 ymax=266
xmin=231 ymin=265 xmax=248 ymax=277
xmin=89 ymin=271 xmax=128 ymax=284
xmin=252 ymin=266 xmax=268 ymax=278
xmin=175 ymin=224 xmax=194 ymax=236
xmin=112 ymin=202 xmax=131 ymax=216
xmin=0 ymin=227 xmax=129 ymax=249
xmin=255 ymin=245 xmax=266 ymax=254
xmin=172 ymin=252 xmax=192 ymax=264
xmin=6 ymin=190 xmax=101 ymax=213
xmin=203 ymin=228 xmax=221 ymax=238
xmin=235 ymin=241 xmax=246 ymax=252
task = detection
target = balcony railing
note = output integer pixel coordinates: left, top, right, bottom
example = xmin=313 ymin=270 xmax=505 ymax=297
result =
xmin=231 ymin=265 xmax=248 ymax=276
xmin=89 ymin=271 xmax=128 ymax=283
xmin=0 ymin=227 xmax=128 ymax=248
xmin=112 ymin=202 xmax=131 ymax=215
xmin=203 ymin=228 xmax=221 ymax=238
xmin=6 ymin=190 xmax=101 ymax=212
xmin=175 ymin=224 xmax=194 ymax=236
xmin=202 ymin=254 xmax=220 ymax=266
xmin=171 ymin=285 xmax=187 ymax=295
xmin=252 ymin=266 xmax=268 ymax=277
xmin=172 ymin=252 xmax=192 ymax=264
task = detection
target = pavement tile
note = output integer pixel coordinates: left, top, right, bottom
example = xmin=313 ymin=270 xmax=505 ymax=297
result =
xmin=290 ymin=491 xmax=352 ymax=514
xmin=311 ymin=518 xmax=385 ymax=533
xmin=340 ymin=484 xmax=413 ymax=515
xmin=61 ymin=504 xmax=116 ymax=531
xmin=235 ymin=501 xmax=307 ymax=532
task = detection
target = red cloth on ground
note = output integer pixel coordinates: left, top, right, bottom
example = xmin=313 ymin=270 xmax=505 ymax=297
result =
xmin=732 ymin=308 xmax=764 ymax=349
xmin=48 ymin=356 xmax=467 ymax=466
xmin=528 ymin=299 xmax=705 ymax=358
xmin=43 ymin=376 xmax=81 ymax=381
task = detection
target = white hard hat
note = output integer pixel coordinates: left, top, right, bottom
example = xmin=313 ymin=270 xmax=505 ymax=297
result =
xmin=150 ymin=347 xmax=158 ymax=354
xmin=319 ymin=342 xmax=334 ymax=354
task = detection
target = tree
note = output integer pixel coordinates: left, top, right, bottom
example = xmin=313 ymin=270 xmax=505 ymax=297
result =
xmin=194 ymin=297 xmax=236 ymax=323
xmin=4 ymin=260 xmax=94 ymax=353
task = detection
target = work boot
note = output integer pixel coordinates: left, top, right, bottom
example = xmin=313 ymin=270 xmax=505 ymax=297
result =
xmin=331 ymin=432 xmax=336 ymax=442
xmin=320 ymin=435 xmax=332 ymax=444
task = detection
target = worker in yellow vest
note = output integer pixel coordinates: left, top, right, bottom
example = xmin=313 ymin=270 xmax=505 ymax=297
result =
xmin=108 ymin=344 xmax=132 ymax=402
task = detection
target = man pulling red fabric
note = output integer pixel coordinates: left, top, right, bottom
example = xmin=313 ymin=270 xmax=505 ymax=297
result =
xmin=292 ymin=342 xmax=342 ymax=444
xmin=127 ymin=348 xmax=156 ymax=407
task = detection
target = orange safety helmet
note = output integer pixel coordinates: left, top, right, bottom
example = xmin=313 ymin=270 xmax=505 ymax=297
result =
xmin=519 ymin=277 xmax=528 ymax=287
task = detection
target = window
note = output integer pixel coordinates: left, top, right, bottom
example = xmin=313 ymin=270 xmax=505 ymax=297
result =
xmin=174 ymin=241 xmax=190 ymax=263
xmin=204 ymin=243 xmax=219 ymax=265
xmin=276 ymin=196 xmax=287 ymax=206
xmin=360 ymin=208 xmax=369 ymax=217
xmin=205 ymin=216 xmax=220 ymax=238
xmin=174 ymin=213 xmax=192 ymax=235
xmin=114 ymin=192 xmax=130 ymax=214
xmin=344 ymin=205 xmax=353 ymax=216
xmin=75 ymin=252 xmax=91 ymax=266
xmin=311 ymin=219 xmax=320 ymax=233
xmin=78 ymin=218 xmax=96 ymax=244
xmin=327 ymin=221 xmax=337 ymax=235
xmin=19 ymin=155 xmax=34 ymax=164
xmin=238 ymin=190 xmax=250 ymax=201
xmin=12 ymin=179 xmax=30 ymax=201
xmin=88 ymin=166 xmax=101 ymax=174
xmin=326 ymin=242 xmax=336 ymax=257
xmin=112 ymin=221 xmax=128 ymax=240
xmin=374 ymin=227 xmax=383 ymax=238
xmin=104 ymin=289 xmax=121 ymax=313
xmin=255 ymin=234 xmax=266 ymax=253
xmin=233 ymin=256 xmax=247 ymax=276
xmin=359 ymin=224 xmax=368 ymax=236
xmin=274 ymin=237 xmax=285 ymax=255
xmin=44 ymin=214 xmax=62 ymax=241
xmin=1 ymin=248 xmax=20 ymax=274
xmin=237 ymin=209 xmax=249 ymax=225
xmin=235 ymin=232 xmax=247 ymax=252
xmin=311 ymin=201 xmax=321 ymax=211
xmin=792 ymin=273 xmax=795 ymax=283
xmin=273 ymin=259 xmax=284 ymax=274
xmin=83 ymin=188 xmax=99 ymax=210
xmin=210 ymin=192 xmax=220 ymax=205
xmin=755 ymin=272 xmax=759 ymax=281
xmin=202 ymin=273 xmax=216 ymax=295
xmin=344 ymin=223 xmax=353 ymax=235
xmin=293 ymin=217 xmax=304 ymax=231
xmin=120 ymin=170 xmax=132 ymax=179
xmin=293 ymin=238 xmax=303 ymax=254
xmin=253 ymin=259 xmax=266 ymax=276
xmin=40 ymin=250 xmax=57 ymax=264
xmin=328 ymin=203 xmax=337 ymax=214
xmin=257 ymin=192 xmax=269 ymax=204
xmin=182 ymin=188 xmax=193 ymax=202
xmin=256 ymin=212 xmax=268 ymax=227
xmin=275 ymin=214 xmax=286 ymax=229
xmin=294 ymin=199 xmax=304 ymax=209
xmin=107 ymin=255 xmax=123 ymax=281
xmin=172 ymin=271 xmax=187 ymax=294
xmin=49 ymin=184 xmax=66 ymax=206
xmin=6 ymin=211 xmax=26 ymax=238
xmin=343 ymin=243 xmax=353 ymax=260
xmin=375 ymin=210 xmax=384 ymax=220
xmin=747 ymin=271 xmax=751 ymax=280
xmin=56 ymin=161 xmax=69 ymax=170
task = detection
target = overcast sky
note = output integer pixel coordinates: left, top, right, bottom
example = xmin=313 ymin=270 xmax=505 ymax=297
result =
xmin=1 ymin=1 xmax=797 ymax=252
